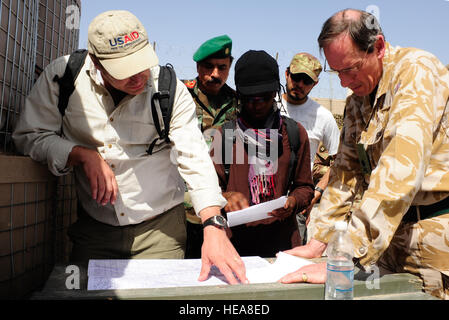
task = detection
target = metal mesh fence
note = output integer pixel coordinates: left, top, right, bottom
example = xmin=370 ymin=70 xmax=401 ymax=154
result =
xmin=0 ymin=0 xmax=38 ymax=152
xmin=0 ymin=0 xmax=80 ymax=299
xmin=0 ymin=178 xmax=56 ymax=298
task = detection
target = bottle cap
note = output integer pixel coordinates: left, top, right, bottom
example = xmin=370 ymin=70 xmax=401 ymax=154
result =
xmin=334 ymin=221 xmax=348 ymax=231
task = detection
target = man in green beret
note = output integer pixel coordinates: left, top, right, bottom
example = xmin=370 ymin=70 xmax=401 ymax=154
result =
xmin=183 ymin=34 xmax=238 ymax=133
xmin=183 ymin=35 xmax=239 ymax=258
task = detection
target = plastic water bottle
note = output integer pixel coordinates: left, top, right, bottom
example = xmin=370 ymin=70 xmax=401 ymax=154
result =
xmin=325 ymin=221 xmax=354 ymax=300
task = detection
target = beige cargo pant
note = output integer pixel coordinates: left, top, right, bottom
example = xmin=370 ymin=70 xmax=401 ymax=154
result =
xmin=308 ymin=209 xmax=449 ymax=299
xmin=377 ymin=213 xmax=449 ymax=300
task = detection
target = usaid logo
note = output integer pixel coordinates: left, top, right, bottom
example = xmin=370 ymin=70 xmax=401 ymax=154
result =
xmin=109 ymin=31 xmax=141 ymax=47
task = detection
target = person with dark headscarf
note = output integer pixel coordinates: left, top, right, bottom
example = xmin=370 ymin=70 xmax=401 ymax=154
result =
xmin=210 ymin=50 xmax=314 ymax=257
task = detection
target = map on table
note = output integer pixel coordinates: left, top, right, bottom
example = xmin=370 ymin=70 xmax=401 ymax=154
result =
xmin=87 ymin=252 xmax=313 ymax=290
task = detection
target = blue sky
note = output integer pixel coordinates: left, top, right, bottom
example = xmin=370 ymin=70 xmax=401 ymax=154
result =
xmin=78 ymin=0 xmax=449 ymax=99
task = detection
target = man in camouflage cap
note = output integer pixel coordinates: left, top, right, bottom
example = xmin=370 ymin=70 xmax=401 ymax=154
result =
xmin=280 ymin=9 xmax=449 ymax=300
xmin=183 ymin=35 xmax=239 ymax=258
xmin=279 ymin=53 xmax=340 ymax=244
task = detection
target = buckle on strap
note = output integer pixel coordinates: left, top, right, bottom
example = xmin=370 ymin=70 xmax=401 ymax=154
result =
xmin=154 ymin=90 xmax=170 ymax=99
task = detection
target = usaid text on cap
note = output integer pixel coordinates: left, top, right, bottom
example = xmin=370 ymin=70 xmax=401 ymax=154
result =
xmin=109 ymin=31 xmax=141 ymax=47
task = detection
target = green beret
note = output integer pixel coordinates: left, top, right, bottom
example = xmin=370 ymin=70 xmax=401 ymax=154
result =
xmin=193 ymin=35 xmax=232 ymax=62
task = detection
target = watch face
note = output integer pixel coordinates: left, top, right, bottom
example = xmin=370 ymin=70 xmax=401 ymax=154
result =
xmin=214 ymin=215 xmax=227 ymax=227
xmin=204 ymin=215 xmax=229 ymax=229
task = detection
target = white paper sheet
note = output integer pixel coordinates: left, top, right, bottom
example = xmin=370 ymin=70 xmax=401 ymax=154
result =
xmin=246 ymin=252 xmax=314 ymax=283
xmin=87 ymin=253 xmax=314 ymax=290
xmin=226 ymin=196 xmax=287 ymax=227
xmin=87 ymin=256 xmax=271 ymax=290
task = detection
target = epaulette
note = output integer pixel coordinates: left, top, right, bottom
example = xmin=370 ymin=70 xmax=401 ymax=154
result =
xmin=183 ymin=79 xmax=196 ymax=89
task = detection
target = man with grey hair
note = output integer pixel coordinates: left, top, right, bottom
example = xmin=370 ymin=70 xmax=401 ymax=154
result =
xmin=279 ymin=9 xmax=449 ymax=299
xmin=13 ymin=10 xmax=247 ymax=285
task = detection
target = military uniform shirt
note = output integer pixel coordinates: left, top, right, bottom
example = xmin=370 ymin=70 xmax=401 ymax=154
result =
xmin=312 ymin=42 xmax=449 ymax=268
xmin=183 ymin=78 xmax=238 ymax=143
xmin=182 ymin=78 xmax=238 ymax=223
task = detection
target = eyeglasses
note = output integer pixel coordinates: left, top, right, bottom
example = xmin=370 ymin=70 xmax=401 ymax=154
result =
xmin=324 ymin=49 xmax=369 ymax=77
xmin=289 ymin=73 xmax=315 ymax=86
xmin=240 ymin=93 xmax=274 ymax=104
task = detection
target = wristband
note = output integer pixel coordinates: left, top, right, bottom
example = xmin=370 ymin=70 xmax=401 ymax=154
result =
xmin=315 ymin=186 xmax=324 ymax=194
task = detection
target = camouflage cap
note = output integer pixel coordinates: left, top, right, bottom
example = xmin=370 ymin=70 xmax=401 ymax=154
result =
xmin=289 ymin=52 xmax=322 ymax=82
xmin=193 ymin=35 xmax=232 ymax=62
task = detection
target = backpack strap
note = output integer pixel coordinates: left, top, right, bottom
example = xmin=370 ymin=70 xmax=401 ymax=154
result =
xmin=147 ymin=64 xmax=177 ymax=155
xmin=189 ymin=89 xmax=215 ymax=118
xmin=282 ymin=116 xmax=300 ymax=195
xmin=53 ymin=49 xmax=88 ymax=117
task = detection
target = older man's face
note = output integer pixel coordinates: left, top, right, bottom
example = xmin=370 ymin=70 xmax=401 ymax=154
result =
xmin=197 ymin=57 xmax=231 ymax=96
xmin=101 ymin=68 xmax=151 ymax=96
xmin=324 ymin=33 xmax=384 ymax=97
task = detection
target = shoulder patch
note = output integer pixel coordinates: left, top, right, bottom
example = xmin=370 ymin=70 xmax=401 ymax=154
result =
xmin=184 ymin=79 xmax=196 ymax=89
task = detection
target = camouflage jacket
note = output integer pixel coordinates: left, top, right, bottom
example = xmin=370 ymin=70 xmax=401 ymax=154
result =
xmin=182 ymin=78 xmax=238 ymax=221
xmin=183 ymin=78 xmax=239 ymax=144
xmin=312 ymin=42 xmax=449 ymax=268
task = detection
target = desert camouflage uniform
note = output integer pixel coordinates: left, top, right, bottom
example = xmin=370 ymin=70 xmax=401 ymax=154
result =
xmin=312 ymin=143 xmax=332 ymax=186
xmin=311 ymin=42 xmax=449 ymax=299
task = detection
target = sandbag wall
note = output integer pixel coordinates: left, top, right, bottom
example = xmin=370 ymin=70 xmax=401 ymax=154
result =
xmin=0 ymin=0 xmax=80 ymax=299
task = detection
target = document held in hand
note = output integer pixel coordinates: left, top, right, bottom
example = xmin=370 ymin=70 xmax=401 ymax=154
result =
xmin=226 ymin=196 xmax=287 ymax=227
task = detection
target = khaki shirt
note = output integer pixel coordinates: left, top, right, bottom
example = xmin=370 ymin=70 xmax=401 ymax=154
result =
xmin=312 ymin=42 xmax=449 ymax=267
xmin=13 ymin=55 xmax=226 ymax=226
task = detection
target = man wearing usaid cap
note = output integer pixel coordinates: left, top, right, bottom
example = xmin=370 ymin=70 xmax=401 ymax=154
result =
xmin=279 ymin=53 xmax=340 ymax=243
xmin=87 ymin=10 xmax=159 ymax=81
xmin=13 ymin=10 xmax=247 ymax=285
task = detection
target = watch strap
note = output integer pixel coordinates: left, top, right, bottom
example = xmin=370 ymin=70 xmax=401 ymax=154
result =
xmin=202 ymin=215 xmax=229 ymax=230
xmin=315 ymin=186 xmax=324 ymax=194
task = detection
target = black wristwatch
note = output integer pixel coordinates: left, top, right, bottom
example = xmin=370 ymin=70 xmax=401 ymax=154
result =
xmin=203 ymin=215 xmax=229 ymax=230
xmin=315 ymin=186 xmax=324 ymax=195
